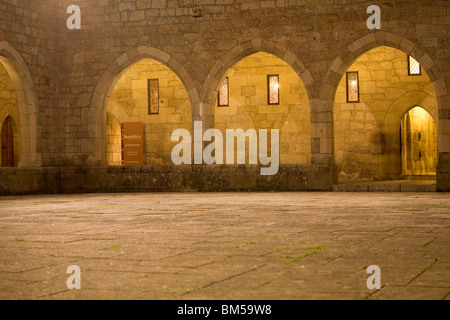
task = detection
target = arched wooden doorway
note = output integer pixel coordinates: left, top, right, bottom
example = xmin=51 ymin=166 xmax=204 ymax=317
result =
xmin=1 ymin=117 xmax=14 ymax=167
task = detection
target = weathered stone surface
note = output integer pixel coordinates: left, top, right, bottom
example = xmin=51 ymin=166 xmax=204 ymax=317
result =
xmin=0 ymin=192 xmax=448 ymax=300
xmin=0 ymin=165 xmax=331 ymax=194
xmin=0 ymin=0 xmax=449 ymax=192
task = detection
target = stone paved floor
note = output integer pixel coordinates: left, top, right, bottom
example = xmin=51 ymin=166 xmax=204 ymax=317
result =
xmin=0 ymin=192 xmax=449 ymax=300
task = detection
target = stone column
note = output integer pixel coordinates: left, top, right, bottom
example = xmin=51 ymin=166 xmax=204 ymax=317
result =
xmin=437 ymin=92 xmax=450 ymax=191
xmin=309 ymin=98 xmax=334 ymax=190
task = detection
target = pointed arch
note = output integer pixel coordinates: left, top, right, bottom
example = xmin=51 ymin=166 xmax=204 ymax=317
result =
xmin=0 ymin=41 xmax=41 ymax=167
xmin=89 ymin=46 xmax=200 ymax=165
xmin=383 ymin=91 xmax=438 ymax=136
xmin=211 ymin=51 xmax=312 ymax=165
xmin=322 ymin=31 xmax=447 ymax=111
xmin=201 ymin=39 xmax=314 ymax=123
xmin=319 ymin=32 xmax=448 ymax=173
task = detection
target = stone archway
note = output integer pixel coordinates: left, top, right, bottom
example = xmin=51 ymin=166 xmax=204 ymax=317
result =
xmin=0 ymin=41 xmax=40 ymax=167
xmin=89 ymin=46 xmax=200 ymax=165
xmin=321 ymin=32 xmax=448 ymax=184
xmin=212 ymin=51 xmax=312 ymax=166
xmin=202 ymin=39 xmax=314 ymax=130
xmin=383 ymin=92 xmax=438 ymax=178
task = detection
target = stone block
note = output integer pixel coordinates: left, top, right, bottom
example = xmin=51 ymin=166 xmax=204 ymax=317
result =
xmin=437 ymin=170 xmax=450 ymax=192
xmin=307 ymin=170 xmax=333 ymax=191
xmin=60 ymin=174 xmax=83 ymax=192
xmin=368 ymin=184 xmax=401 ymax=192
xmin=333 ymin=183 xmax=369 ymax=192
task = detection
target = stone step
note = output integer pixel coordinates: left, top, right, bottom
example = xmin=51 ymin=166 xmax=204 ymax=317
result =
xmin=334 ymin=182 xmax=436 ymax=192
xmin=402 ymin=175 xmax=436 ymax=180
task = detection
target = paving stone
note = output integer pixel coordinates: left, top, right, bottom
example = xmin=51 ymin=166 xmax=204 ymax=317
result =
xmin=368 ymin=285 xmax=449 ymax=300
xmin=0 ymin=192 xmax=449 ymax=300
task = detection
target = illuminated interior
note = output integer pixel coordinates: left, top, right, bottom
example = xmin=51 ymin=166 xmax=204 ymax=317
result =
xmin=401 ymin=106 xmax=437 ymax=175
xmin=334 ymin=46 xmax=438 ymax=182
xmin=106 ymin=58 xmax=191 ymax=166
xmin=215 ymin=52 xmax=311 ymax=165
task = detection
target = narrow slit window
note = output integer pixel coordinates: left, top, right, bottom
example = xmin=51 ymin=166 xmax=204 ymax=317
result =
xmin=346 ymin=71 xmax=359 ymax=103
xmin=268 ymin=75 xmax=279 ymax=105
xmin=408 ymin=56 xmax=421 ymax=75
xmin=218 ymin=77 xmax=229 ymax=106
xmin=148 ymin=79 xmax=159 ymax=114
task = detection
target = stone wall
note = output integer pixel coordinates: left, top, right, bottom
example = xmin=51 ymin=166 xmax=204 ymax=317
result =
xmin=215 ymin=51 xmax=311 ymax=165
xmin=52 ymin=0 xmax=450 ymax=168
xmin=0 ymin=0 xmax=449 ymax=193
xmin=0 ymin=164 xmax=332 ymax=195
xmin=106 ymin=58 xmax=192 ymax=165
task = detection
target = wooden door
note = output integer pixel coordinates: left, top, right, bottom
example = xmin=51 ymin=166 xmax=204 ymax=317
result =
xmin=1 ymin=118 xmax=14 ymax=167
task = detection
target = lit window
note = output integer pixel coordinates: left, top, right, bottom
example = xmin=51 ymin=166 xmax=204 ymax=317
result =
xmin=268 ymin=75 xmax=279 ymax=105
xmin=148 ymin=79 xmax=159 ymax=114
xmin=408 ymin=56 xmax=421 ymax=75
xmin=346 ymin=71 xmax=359 ymax=103
xmin=218 ymin=77 xmax=229 ymax=106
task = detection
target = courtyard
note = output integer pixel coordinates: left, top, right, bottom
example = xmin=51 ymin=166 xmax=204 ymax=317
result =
xmin=0 ymin=192 xmax=448 ymax=300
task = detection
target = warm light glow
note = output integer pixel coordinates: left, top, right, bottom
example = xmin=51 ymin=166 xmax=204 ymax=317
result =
xmin=409 ymin=56 xmax=421 ymax=75
xmin=409 ymin=106 xmax=427 ymax=121
xmin=346 ymin=71 xmax=359 ymax=102
xmin=268 ymin=75 xmax=279 ymax=104
xmin=218 ymin=77 xmax=229 ymax=106
xmin=401 ymin=106 xmax=437 ymax=176
xmin=148 ymin=79 xmax=159 ymax=114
